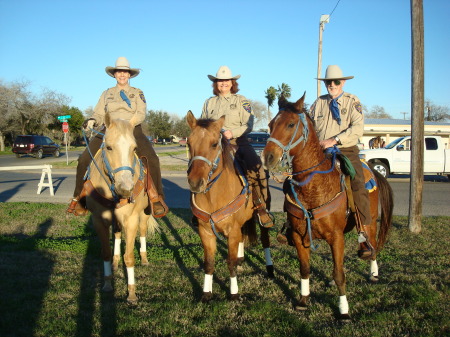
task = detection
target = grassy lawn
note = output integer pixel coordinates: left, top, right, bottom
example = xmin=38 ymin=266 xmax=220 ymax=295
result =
xmin=0 ymin=203 xmax=448 ymax=336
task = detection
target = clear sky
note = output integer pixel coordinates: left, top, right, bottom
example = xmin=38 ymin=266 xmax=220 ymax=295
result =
xmin=1 ymin=0 xmax=449 ymax=123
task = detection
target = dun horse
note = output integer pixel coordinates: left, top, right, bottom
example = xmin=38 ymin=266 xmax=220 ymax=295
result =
xmin=262 ymin=95 xmax=393 ymax=320
xmin=84 ymin=114 xmax=158 ymax=305
xmin=186 ymin=111 xmax=273 ymax=301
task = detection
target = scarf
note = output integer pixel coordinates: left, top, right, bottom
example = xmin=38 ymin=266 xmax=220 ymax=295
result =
xmin=330 ymin=92 xmax=344 ymax=125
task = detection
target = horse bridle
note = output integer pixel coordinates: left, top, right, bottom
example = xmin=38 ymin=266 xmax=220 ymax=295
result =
xmin=267 ymin=111 xmax=309 ymax=166
xmin=188 ymin=133 xmax=224 ymax=193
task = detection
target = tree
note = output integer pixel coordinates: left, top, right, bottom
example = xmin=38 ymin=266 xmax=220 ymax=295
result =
xmin=171 ymin=116 xmax=191 ymax=138
xmin=248 ymin=99 xmax=269 ymax=129
xmin=264 ymin=86 xmax=277 ymax=121
xmin=146 ymin=110 xmax=172 ymax=140
xmin=276 ymin=83 xmax=292 ymax=99
xmin=366 ymin=105 xmax=393 ymax=119
xmin=425 ymin=99 xmax=450 ymax=122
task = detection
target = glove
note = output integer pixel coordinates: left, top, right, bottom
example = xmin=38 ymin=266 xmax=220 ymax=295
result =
xmin=82 ymin=118 xmax=97 ymax=130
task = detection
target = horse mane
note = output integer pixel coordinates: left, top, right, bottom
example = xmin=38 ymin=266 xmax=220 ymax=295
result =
xmin=106 ymin=118 xmax=135 ymax=139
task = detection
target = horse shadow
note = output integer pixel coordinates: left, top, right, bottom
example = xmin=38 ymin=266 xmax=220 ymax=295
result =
xmin=0 ymin=218 xmax=55 ymax=336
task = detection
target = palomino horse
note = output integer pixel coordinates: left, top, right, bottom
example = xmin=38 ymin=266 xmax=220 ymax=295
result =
xmin=84 ymin=114 xmax=158 ymax=305
xmin=262 ymin=95 xmax=393 ymax=320
xmin=186 ymin=111 xmax=273 ymax=301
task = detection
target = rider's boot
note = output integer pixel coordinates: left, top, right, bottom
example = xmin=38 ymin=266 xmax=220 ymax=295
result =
xmin=355 ymin=209 xmax=375 ymax=260
xmin=252 ymin=189 xmax=274 ymax=228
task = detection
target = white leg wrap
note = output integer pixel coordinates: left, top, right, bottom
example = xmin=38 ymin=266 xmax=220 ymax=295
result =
xmin=264 ymin=247 xmax=273 ymax=266
xmin=203 ymin=274 xmax=213 ymax=293
xmin=140 ymin=237 xmax=146 ymax=252
xmin=230 ymin=276 xmax=238 ymax=295
xmin=301 ymin=278 xmax=310 ymax=296
xmin=127 ymin=267 xmax=135 ymax=285
xmin=114 ymin=238 xmax=121 ymax=256
xmin=339 ymin=295 xmax=349 ymax=315
xmin=104 ymin=261 xmax=112 ymax=277
xmin=370 ymin=260 xmax=379 ymax=277
xmin=238 ymin=242 xmax=244 ymax=258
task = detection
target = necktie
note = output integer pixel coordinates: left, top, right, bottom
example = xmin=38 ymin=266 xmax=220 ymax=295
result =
xmin=330 ymin=92 xmax=344 ymax=125
xmin=120 ymin=90 xmax=131 ymax=108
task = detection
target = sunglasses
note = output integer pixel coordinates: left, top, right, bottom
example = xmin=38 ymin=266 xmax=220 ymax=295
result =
xmin=325 ymin=80 xmax=341 ymax=86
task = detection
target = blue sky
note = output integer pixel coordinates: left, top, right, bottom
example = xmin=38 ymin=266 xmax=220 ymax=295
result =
xmin=1 ymin=0 xmax=449 ymax=124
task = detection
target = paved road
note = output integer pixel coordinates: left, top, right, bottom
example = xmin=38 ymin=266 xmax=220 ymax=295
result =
xmin=1 ymin=153 xmax=449 ymax=216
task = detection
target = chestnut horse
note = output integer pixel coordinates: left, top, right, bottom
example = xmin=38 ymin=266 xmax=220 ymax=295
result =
xmin=85 ymin=114 xmax=158 ymax=305
xmin=262 ymin=95 xmax=393 ymax=320
xmin=186 ymin=111 xmax=273 ymax=301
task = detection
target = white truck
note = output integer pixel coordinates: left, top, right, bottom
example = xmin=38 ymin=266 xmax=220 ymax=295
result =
xmin=359 ymin=135 xmax=450 ymax=178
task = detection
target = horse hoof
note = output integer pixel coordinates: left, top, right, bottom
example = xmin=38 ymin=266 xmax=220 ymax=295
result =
xmin=201 ymin=292 xmax=212 ymax=303
xmin=229 ymin=294 xmax=240 ymax=301
xmin=237 ymin=265 xmax=244 ymax=272
xmin=141 ymin=260 xmax=150 ymax=266
xmin=266 ymin=265 xmax=275 ymax=279
xmin=369 ymin=275 xmax=379 ymax=283
xmin=237 ymin=257 xmax=244 ymax=266
xmin=102 ymin=284 xmax=113 ymax=293
xmin=127 ymin=297 xmax=138 ymax=306
xmin=337 ymin=313 xmax=351 ymax=322
xmin=328 ymin=279 xmax=336 ymax=287
xmin=294 ymin=295 xmax=309 ymax=311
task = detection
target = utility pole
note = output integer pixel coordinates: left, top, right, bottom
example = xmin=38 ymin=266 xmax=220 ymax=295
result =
xmin=401 ymin=112 xmax=408 ymax=120
xmin=408 ymin=0 xmax=424 ymax=233
xmin=317 ymin=15 xmax=330 ymax=98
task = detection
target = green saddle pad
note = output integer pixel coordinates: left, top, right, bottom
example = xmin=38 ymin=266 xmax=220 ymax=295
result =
xmin=337 ymin=153 xmax=356 ymax=180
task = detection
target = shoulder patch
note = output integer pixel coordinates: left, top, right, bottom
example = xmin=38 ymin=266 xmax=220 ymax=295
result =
xmin=139 ymin=90 xmax=146 ymax=103
xmin=354 ymin=102 xmax=362 ymax=114
xmin=242 ymin=100 xmax=251 ymax=113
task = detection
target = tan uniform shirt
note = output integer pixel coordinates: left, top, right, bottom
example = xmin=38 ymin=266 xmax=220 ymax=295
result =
xmin=201 ymin=93 xmax=254 ymax=138
xmin=309 ymin=92 xmax=364 ymax=147
xmin=91 ymin=85 xmax=147 ymax=126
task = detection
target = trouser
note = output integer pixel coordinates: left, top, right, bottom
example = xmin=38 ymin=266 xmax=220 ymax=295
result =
xmin=339 ymin=145 xmax=371 ymax=227
xmin=233 ymin=137 xmax=271 ymax=209
xmin=73 ymin=125 xmax=164 ymax=198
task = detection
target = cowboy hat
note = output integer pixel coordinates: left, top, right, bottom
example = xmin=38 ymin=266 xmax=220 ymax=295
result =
xmin=316 ymin=65 xmax=354 ymax=80
xmin=105 ymin=57 xmax=140 ymax=78
xmin=208 ymin=65 xmax=241 ymax=81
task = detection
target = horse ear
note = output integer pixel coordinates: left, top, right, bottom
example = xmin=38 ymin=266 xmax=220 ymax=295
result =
xmin=216 ymin=115 xmax=226 ymax=131
xmin=278 ymin=94 xmax=287 ymax=108
xmin=186 ymin=110 xmax=197 ymax=130
xmin=129 ymin=114 xmax=139 ymax=128
xmin=294 ymin=92 xmax=306 ymax=112
xmin=105 ymin=113 xmax=111 ymax=128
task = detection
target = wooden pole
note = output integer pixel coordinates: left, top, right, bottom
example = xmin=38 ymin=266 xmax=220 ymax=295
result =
xmin=317 ymin=21 xmax=324 ymax=98
xmin=408 ymin=0 xmax=424 ymax=233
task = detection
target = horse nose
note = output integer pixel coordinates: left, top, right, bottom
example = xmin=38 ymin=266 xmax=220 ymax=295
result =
xmin=115 ymin=172 xmax=134 ymax=197
xmin=188 ymin=177 xmax=206 ymax=193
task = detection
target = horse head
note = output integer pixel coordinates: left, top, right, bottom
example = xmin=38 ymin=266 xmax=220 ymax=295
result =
xmin=186 ymin=110 xmax=227 ymax=194
xmin=263 ymin=93 xmax=311 ymax=170
xmin=102 ymin=114 xmax=139 ymax=198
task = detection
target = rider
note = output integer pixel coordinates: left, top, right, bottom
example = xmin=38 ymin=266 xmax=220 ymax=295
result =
xmin=196 ymin=65 xmax=273 ymax=228
xmin=67 ymin=57 xmax=167 ymax=217
xmin=309 ymin=65 xmax=372 ymax=258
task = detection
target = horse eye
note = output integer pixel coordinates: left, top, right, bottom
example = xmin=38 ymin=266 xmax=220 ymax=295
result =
xmin=288 ymin=123 xmax=295 ymax=128
xmin=212 ymin=143 xmax=218 ymax=148
xmin=106 ymin=146 xmax=112 ymax=151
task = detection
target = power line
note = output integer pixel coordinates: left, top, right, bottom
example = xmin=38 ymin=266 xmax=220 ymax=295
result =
xmin=329 ymin=0 xmax=342 ymax=18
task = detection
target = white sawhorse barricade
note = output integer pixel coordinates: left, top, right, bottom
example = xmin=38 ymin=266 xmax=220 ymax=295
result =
xmin=0 ymin=165 xmax=54 ymax=196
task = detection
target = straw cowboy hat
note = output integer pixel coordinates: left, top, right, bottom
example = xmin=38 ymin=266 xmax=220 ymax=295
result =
xmin=316 ymin=65 xmax=354 ymax=80
xmin=105 ymin=57 xmax=140 ymax=78
xmin=208 ymin=65 xmax=241 ymax=81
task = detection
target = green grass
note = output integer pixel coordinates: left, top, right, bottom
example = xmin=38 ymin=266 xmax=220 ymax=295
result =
xmin=0 ymin=203 xmax=448 ymax=336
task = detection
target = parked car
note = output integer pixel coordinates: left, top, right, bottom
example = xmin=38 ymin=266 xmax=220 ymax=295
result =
xmin=247 ymin=132 xmax=270 ymax=156
xmin=12 ymin=135 xmax=61 ymax=159
xmin=178 ymin=138 xmax=187 ymax=147
xmin=359 ymin=135 xmax=450 ymax=178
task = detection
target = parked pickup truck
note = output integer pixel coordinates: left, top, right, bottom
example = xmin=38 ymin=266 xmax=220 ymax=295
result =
xmin=359 ymin=135 xmax=450 ymax=178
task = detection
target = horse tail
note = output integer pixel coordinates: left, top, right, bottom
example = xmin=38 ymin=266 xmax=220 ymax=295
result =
xmin=241 ymin=218 xmax=258 ymax=246
xmin=146 ymin=215 xmax=160 ymax=235
xmin=373 ymin=169 xmax=394 ymax=252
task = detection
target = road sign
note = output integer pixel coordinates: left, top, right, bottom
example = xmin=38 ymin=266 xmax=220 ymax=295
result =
xmin=62 ymin=122 xmax=69 ymax=133
xmin=57 ymin=115 xmax=72 ymax=120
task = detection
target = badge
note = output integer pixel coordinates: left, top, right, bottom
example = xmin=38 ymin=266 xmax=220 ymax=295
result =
xmin=139 ymin=91 xmax=146 ymax=103
xmin=242 ymin=100 xmax=251 ymax=113
xmin=341 ymin=108 xmax=347 ymax=115
xmin=129 ymin=94 xmax=135 ymax=98
xmin=230 ymin=104 xmax=237 ymax=109
xmin=354 ymin=102 xmax=362 ymax=113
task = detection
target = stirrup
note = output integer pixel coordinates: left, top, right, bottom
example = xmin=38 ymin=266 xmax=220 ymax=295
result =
xmin=256 ymin=208 xmax=275 ymax=228
xmin=151 ymin=198 xmax=169 ymax=218
xmin=66 ymin=198 xmax=89 ymax=216
xmin=357 ymin=231 xmax=375 ymax=260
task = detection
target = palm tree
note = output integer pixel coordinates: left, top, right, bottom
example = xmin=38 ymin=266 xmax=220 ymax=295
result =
xmin=264 ymin=86 xmax=277 ymax=121
xmin=277 ymin=83 xmax=292 ymax=99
